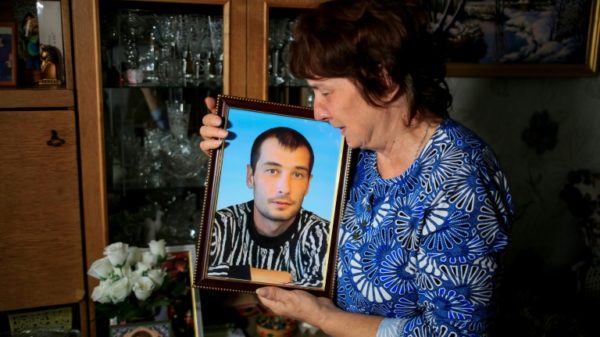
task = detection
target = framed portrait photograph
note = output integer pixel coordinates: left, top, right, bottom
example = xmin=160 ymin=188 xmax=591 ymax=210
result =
xmin=0 ymin=23 xmax=17 ymax=86
xmin=194 ymin=95 xmax=353 ymax=298
xmin=110 ymin=320 xmax=173 ymax=337
xmin=436 ymin=0 xmax=600 ymax=76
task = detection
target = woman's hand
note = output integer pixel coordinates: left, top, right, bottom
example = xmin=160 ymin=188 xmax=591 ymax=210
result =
xmin=256 ymin=287 xmax=382 ymax=337
xmin=199 ymin=97 xmax=228 ymax=154
xmin=256 ymin=287 xmax=338 ymax=326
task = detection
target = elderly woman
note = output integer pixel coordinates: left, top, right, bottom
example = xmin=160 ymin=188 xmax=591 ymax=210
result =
xmin=200 ymin=0 xmax=513 ymax=336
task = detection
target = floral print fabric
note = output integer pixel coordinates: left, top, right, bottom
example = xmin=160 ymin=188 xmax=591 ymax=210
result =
xmin=336 ymin=119 xmax=513 ymax=337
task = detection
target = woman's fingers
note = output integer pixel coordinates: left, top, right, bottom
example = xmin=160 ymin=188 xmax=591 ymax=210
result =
xmin=204 ymin=97 xmax=217 ymax=114
xmin=199 ymin=97 xmax=227 ymax=155
xmin=199 ymin=123 xmax=228 ymax=140
xmin=200 ymin=138 xmax=224 ymax=153
xmin=256 ymin=287 xmax=283 ymax=302
xmin=202 ymin=113 xmax=224 ymax=128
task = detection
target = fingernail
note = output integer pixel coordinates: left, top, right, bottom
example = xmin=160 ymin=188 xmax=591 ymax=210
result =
xmin=256 ymin=288 xmax=265 ymax=296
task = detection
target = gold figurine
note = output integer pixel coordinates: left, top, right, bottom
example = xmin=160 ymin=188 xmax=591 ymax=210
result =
xmin=39 ymin=44 xmax=61 ymax=85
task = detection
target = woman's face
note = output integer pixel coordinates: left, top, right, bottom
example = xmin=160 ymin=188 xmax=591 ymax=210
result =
xmin=307 ymin=77 xmax=380 ymax=150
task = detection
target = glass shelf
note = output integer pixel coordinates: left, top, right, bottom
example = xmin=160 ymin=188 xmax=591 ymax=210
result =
xmin=100 ymin=2 xmax=223 ymax=88
xmin=267 ymin=8 xmax=313 ymax=107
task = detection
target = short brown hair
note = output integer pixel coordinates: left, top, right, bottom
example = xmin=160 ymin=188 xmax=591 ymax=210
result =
xmin=290 ymin=0 xmax=451 ymax=120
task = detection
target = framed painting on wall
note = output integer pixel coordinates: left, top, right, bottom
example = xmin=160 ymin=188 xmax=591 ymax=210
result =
xmin=430 ymin=0 xmax=600 ymax=76
xmin=194 ymin=95 xmax=352 ymax=298
xmin=0 ymin=22 xmax=16 ymax=86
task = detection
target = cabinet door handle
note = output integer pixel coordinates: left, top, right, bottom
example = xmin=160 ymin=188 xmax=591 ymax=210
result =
xmin=47 ymin=130 xmax=66 ymax=147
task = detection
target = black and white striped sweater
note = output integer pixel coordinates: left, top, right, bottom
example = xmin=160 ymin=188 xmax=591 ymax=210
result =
xmin=207 ymin=201 xmax=330 ymax=287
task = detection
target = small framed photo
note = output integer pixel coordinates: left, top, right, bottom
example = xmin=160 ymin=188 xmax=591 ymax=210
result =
xmin=194 ymin=95 xmax=352 ymax=298
xmin=164 ymin=245 xmax=203 ymax=337
xmin=0 ymin=22 xmax=17 ymax=86
xmin=110 ymin=320 xmax=173 ymax=337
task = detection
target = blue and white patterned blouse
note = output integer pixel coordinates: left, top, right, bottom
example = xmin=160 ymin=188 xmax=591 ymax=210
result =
xmin=336 ymin=118 xmax=513 ymax=337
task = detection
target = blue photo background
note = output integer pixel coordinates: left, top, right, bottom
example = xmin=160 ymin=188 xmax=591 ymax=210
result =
xmin=216 ymin=107 xmax=344 ymax=221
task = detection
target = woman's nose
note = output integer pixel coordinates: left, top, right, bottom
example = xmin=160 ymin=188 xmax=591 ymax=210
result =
xmin=313 ymin=108 xmax=326 ymax=121
xmin=313 ymin=99 xmax=328 ymax=121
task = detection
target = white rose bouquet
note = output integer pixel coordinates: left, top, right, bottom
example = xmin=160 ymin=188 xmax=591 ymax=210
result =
xmin=88 ymin=240 xmax=179 ymax=322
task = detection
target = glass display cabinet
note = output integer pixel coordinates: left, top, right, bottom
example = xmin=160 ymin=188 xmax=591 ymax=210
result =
xmin=72 ymin=0 xmax=323 ymax=336
xmin=73 ymin=1 xmax=244 ymax=336
xmin=99 ymin=1 xmax=223 ymax=247
xmin=247 ymin=0 xmax=323 ymax=106
xmin=267 ymin=8 xmax=314 ymax=106
xmin=97 ymin=0 xmax=324 ymax=248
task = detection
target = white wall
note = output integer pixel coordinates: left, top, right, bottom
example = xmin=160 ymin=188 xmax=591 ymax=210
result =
xmin=448 ymin=73 xmax=600 ymax=268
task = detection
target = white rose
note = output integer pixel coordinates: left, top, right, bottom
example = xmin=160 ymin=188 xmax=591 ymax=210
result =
xmin=88 ymin=257 xmax=113 ymax=280
xmin=104 ymin=242 xmax=129 ymax=267
xmin=91 ymin=281 xmax=111 ymax=303
xmin=149 ymin=240 xmax=166 ymax=258
xmin=126 ymin=246 xmax=142 ymax=266
xmin=147 ymin=268 xmax=167 ymax=287
xmin=108 ymin=277 xmax=130 ymax=304
xmin=142 ymin=251 xmax=157 ymax=266
xmin=132 ymin=276 xmax=155 ymax=300
xmin=120 ymin=264 xmax=133 ymax=279
xmin=135 ymin=261 xmax=152 ymax=274
xmin=128 ymin=273 xmax=140 ymax=286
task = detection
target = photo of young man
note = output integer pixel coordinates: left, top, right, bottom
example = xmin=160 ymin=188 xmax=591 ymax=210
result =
xmin=208 ymin=127 xmax=330 ymax=287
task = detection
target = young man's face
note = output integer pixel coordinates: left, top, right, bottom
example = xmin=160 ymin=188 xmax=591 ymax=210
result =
xmin=247 ymin=137 xmax=312 ymax=232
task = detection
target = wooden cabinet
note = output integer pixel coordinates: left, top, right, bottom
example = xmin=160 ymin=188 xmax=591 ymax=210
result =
xmin=69 ymin=0 xmax=322 ymax=335
xmin=1 ymin=0 xmax=325 ymax=335
xmin=0 ymin=110 xmax=86 ymax=337
xmin=0 ymin=110 xmax=83 ymax=311
xmin=0 ymin=0 xmax=87 ymax=334
xmin=0 ymin=0 xmax=326 ymax=332
xmin=71 ymin=2 xmax=246 ymax=335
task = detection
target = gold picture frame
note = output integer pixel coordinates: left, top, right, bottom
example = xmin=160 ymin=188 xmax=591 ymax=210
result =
xmin=438 ymin=0 xmax=600 ymax=76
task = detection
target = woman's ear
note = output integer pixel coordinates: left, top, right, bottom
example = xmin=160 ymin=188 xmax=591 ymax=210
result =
xmin=380 ymin=68 xmax=400 ymax=100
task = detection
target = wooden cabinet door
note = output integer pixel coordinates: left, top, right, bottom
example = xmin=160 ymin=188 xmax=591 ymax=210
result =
xmin=0 ymin=110 xmax=84 ymax=311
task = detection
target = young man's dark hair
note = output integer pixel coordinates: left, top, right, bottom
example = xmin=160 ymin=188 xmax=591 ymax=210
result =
xmin=250 ymin=127 xmax=315 ymax=174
